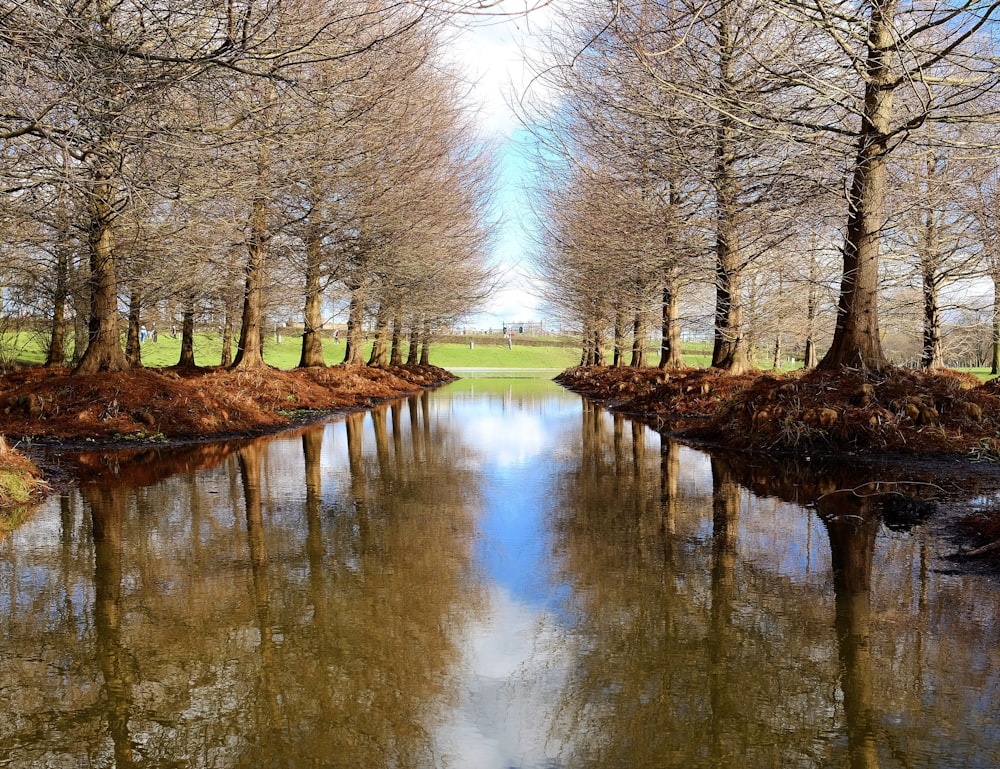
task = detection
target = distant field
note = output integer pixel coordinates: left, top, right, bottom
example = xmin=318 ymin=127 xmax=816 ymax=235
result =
xmin=0 ymin=330 xmax=582 ymax=371
xmin=6 ymin=329 xmax=991 ymax=378
xmin=0 ymin=330 xmax=719 ymax=372
xmin=0 ymin=330 xmax=804 ymax=372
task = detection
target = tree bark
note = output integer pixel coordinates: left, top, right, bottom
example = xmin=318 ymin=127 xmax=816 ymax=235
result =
xmin=342 ymin=289 xmax=366 ymax=366
xmin=710 ymin=9 xmax=749 ymax=375
xmin=818 ymin=0 xmax=896 ymax=371
xmin=45 ymin=239 xmax=70 ymax=368
xmin=367 ymin=304 xmax=389 ymax=367
xmin=612 ymin=311 xmax=626 ymax=367
xmin=581 ymin=319 xmax=594 ymax=366
xmin=921 ymin=268 xmax=943 ymax=369
xmin=593 ymin=327 xmax=606 ymax=366
xmin=389 ymin=313 xmax=403 ymax=366
xmin=298 ymin=231 xmax=326 ymax=368
xmin=419 ymin=321 xmax=431 ymax=365
xmin=232 ymin=192 xmax=268 ymax=369
xmin=178 ymin=299 xmax=196 ymax=367
xmin=406 ymin=322 xmax=420 ymax=365
xmin=919 ymin=179 xmax=944 ymax=369
xmin=992 ymin=275 xmax=1000 ymax=376
xmin=71 ymin=264 xmax=88 ymax=366
xmin=73 ymin=171 xmax=128 ymax=374
xmin=125 ymin=291 xmax=142 ymax=368
xmin=658 ymin=281 xmax=684 ymax=369
xmin=804 ymin=253 xmax=819 ymax=369
xmin=630 ymin=310 xmax=646 ymax=367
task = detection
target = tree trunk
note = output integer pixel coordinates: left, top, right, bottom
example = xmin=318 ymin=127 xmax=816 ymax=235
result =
xmin=367 ymin=304 xmax=389 ymax=367
xmin=233 ymin=184 xmax=269 ymax=369
xmin=342 ymin=290 xmax=366 ymax=366
xmin=711 ymin=213 xmax=749 ymax=372
xmin=992 ymin=274 xmax=1000 ymax=376
xmin=593 ymin=327 xmax=606 ymax=366
xmin=921 ymin=269 xmax=943 ymax=369
xmin=658 ymin=280 xmax=684 ymax=369
xmin=73 ymin=173 xmax=128 ymax=374
xmin=298 ymin=233 xmax=326 ymax=368
xmin=46 ymin=240 xmax=70 ymax=368
xmin=220 ymin=298 xmax=234 ymax=367
xmin=178 ymin=299 xmax=196 ymax=367
xmin=581 ymin=319 xmax=594 ymax=366
xmin=818 ymin=0 xmax=896 ymax=371
xmin=710 ymin=10 xmax=749 ymax=375
xmin=613 ymin=311 xmax=626 ymax=367
xmin=771 ymin=273 xmax=784 ymax=369
xmin=419 ymin=321 xmax=431 ymax=365
xmin=919 ymin=192 xmax=944 ymax=369
xmin=630 ymin=310 xmax=646 ymax=367
xmin=406 ymin=322 xmax=420 ymax=365
xmin=804 ymin=252 xmax=819 ymax=369
xmin=389 ymin=314 xmax=403 ymax=366
xmin=125 ymin=291 xmax=142 ymax=368
xmin=71 ymin=272 xmax=87 ymax=366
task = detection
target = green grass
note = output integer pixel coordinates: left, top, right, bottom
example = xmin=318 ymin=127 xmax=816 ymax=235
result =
xmin=430 ymin=339 xmax=579 ymax=369
xmin=962 ymin=368 xmax=997 ymax=382
xmin=0 ymin=330 xmax=798 ymax=372
xmin=1 ymin=331 xmax=583 ymax=371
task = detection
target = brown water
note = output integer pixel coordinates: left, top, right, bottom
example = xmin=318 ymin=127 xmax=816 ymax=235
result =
xmin=2 ymin=374 xmax=999 ymax=768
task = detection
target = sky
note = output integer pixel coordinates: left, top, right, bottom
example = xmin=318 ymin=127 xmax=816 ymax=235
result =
xmin=445 ymin=7 xmax=558 ymax=327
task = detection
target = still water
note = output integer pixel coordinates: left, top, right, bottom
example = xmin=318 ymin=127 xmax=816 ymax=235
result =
xmin=2 ymin=374 xmax=1000 ymax=768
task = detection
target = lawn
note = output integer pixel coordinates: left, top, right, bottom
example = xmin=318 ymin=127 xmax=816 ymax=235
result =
xmin=10 ymin=329 xmax=990 ymax=378
xmin=0 ymin=330 xmax=583 ymax=371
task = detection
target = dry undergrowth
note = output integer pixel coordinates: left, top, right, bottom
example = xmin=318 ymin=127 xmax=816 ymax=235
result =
xmin=0 ymin=362 xmax=455 ymax=510
xmin=557 ymin=363 xmax=1000 ymax=567
xmin=557 ymin=364 xmax=1000 ymax=457
xmin=0 ymin=363 xmax=455 ymax=444
xmin=0 ymin=434 xmax=47 ymax=509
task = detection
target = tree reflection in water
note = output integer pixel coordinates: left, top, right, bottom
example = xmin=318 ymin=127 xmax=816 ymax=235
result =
xmin=87 ymin=484 xmax=140 ymax=769
xmin=551 ymin=403 xmax=1000 ymax=769
xmin=0 ymin=392 xmax=481 ymax=767
xmin=2 ymin=385 xmax=1000 ymax=767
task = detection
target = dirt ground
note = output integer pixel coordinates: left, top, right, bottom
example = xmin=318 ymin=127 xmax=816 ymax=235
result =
xmin=0 ymin=363 xmax=456 ymax=507
xmin=0 ymin=363 xmax=455 ymax=445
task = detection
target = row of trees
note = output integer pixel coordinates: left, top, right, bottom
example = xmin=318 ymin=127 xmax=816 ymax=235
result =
xmin=524 ymin=0 xmax=1000 ymax=373
xmin=0 ymin=0 xmax=497 ymax=374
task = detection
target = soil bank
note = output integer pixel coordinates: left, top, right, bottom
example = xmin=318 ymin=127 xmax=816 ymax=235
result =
xmin=0 ymin=363 xmax=457 ymax=506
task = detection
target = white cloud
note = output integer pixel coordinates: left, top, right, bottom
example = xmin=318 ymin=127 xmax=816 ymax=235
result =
xmin=446 ymin=4 xmax=559 ymax=139
xmin=444 ymin=3 xmax=563 ymax=323
xmin=433 ymin=585 xmax=573 ymax=769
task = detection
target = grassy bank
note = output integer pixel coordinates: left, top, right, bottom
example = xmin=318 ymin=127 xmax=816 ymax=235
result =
xmin=2 ymin=331 xmax=583 ymax=371
xmin=6 ymin=330 xmax=994 ymax=379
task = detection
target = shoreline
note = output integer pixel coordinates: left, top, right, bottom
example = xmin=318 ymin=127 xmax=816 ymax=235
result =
xmin=0 ymin=363 xmax=457 ymax=507
xmin=5 ymin=362 xmax=1000 ymax=570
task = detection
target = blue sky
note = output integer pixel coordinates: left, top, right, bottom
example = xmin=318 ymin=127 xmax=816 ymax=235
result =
xmin=447 ymin=10 xmax=557 ymax=325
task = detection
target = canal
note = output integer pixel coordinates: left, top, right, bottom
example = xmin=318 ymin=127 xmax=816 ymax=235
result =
xmin=1 ymin=374 xmax=999 ymax=767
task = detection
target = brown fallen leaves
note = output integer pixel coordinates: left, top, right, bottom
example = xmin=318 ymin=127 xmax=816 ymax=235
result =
xmin=557 ymin=364 xmax=1000 ymax=566
xmin=556 ymin=364 xmax=1000 ymax=458
xmin=0 ymin=363 xmax=456 ymax=445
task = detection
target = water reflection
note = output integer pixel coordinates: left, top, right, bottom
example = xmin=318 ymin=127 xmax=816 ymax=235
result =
xmin=1 ymin=379 xmax=1000 ymax=767
xmin=2 ymin=393 xmax=481 ymax=767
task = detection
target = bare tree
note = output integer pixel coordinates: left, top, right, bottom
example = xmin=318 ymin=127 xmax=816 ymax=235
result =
xmin=761 ymin=0 xmax=1000 ymax=369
